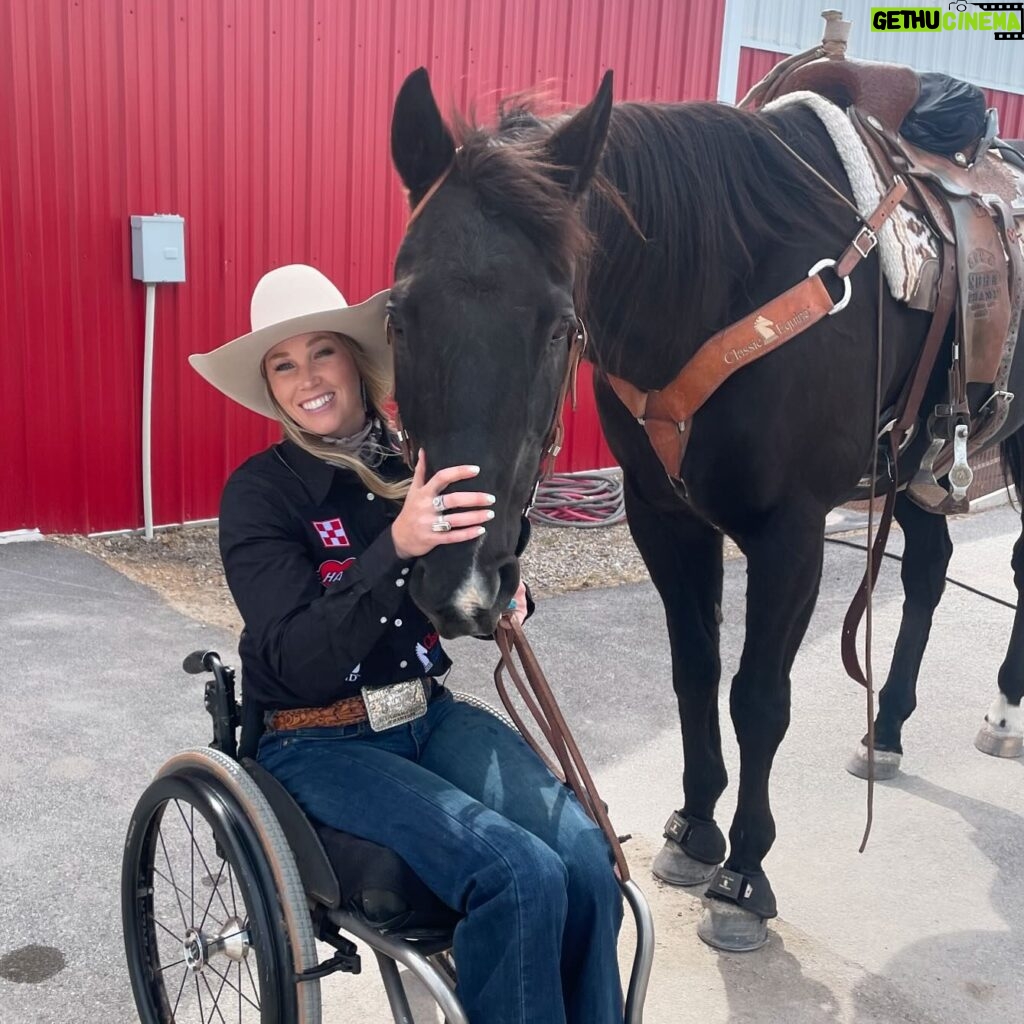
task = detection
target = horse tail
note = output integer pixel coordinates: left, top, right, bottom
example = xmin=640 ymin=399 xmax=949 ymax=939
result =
xmin=1001 ymin=429 xmax=1024 ymax=502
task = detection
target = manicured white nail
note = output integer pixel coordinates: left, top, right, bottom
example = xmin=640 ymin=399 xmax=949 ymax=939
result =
xmin=485 ymin=494 xmax=496 ymax=504
xmin=477 ymin=526 xmax=487 ymax=535
xmin=485 ymin=510 xmax=495 ymax=520
xmin=469 ymin=465 xmax=480 ymax=474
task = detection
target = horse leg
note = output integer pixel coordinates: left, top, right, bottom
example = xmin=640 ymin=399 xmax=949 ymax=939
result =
xmin=975 ymin=432 xmax=1024 ymax=757
xmin=621 ymin=474 xmax=729 ymax=887
xmin=698 ymin=503 xmax=825 ymax=952
xmin=846 ymin=493 xmax=953 ymax=780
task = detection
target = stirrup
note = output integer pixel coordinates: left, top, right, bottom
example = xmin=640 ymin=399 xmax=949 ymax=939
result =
xmin=906 ymin=413 xmax=973 ymax=514
xmin=947 ymin=423 xmax=973 ymax=504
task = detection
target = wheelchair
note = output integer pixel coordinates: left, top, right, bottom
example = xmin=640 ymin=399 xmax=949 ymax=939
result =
xmin=121 ymin=650 xmax=653 ymax=1023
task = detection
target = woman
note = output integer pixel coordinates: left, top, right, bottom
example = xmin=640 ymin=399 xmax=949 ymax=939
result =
xmin=189 ymin=264 xmax=623 ymax=1024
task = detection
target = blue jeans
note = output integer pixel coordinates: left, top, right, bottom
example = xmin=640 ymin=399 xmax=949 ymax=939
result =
xmin=257 ymin=690 xmax=623 ymax=1024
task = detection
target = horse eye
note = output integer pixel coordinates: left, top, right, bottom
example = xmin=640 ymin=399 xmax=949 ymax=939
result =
xmin=386 ymin=315 xmax=406 ymax=344
xmin=550 ymin=318 xmax=574 ymax=344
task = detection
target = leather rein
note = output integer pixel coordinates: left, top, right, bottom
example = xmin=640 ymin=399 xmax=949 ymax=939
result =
xmin=494 ymin=619 xmax=631 ymax=882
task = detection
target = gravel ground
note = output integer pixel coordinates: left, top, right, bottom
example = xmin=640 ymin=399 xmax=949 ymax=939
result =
xmin=54 ymin=519 xmax=676 ymax=635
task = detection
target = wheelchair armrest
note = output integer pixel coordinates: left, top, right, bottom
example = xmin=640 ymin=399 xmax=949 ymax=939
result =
xmin=243 ymin=758 xmax=342 ymax=910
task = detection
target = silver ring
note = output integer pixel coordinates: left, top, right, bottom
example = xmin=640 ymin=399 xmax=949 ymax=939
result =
xmin=430 ymin=515 xmax=452 ymax=533
xmin=807 ymin=258 xmax=852 ymax=315
xmin=431 ymin=495 xmax=445 ymax=512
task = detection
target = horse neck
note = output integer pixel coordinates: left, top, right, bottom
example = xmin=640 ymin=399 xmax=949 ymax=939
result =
xmin=579 ymin=102 xmax=853 ymax=389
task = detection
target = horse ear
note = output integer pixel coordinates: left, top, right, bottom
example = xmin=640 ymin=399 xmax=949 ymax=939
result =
xmin=544 ymin=70 xmax=613 ymax=198
xmin=391 ymin=68 xmax=456 ymax=205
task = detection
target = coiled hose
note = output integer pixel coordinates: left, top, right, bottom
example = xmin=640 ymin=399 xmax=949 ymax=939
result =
xmin=529 ymin=470 xmax=626 ymax=527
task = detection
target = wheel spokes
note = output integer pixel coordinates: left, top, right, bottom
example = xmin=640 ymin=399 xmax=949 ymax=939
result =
xmin=145 ymin=799 xmax=263 ymax=1021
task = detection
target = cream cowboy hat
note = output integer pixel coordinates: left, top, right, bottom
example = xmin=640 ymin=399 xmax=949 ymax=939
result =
xmin=189 ymin=264 xmax=391 ymax=419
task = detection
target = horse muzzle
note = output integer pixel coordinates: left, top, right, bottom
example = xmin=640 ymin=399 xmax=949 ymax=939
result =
xmin=409 ymin=555 xmax=519 ymax=639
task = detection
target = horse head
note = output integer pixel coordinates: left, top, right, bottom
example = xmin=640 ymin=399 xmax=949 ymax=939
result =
xmin=389 ymin=67 xmax=612 ymax=637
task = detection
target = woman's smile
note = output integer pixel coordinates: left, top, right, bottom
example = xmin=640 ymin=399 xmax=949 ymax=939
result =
xmin=300 ymin=391 xmax=337 ymax=413
xmin=264 ymin=333 xmax=365 ymax=436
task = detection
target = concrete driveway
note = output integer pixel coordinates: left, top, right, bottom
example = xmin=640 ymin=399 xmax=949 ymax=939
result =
xmin=1 ymin=502 xmax=1020 ymax=1023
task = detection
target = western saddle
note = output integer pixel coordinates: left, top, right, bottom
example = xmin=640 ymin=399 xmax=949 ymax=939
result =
xmin=742 ymin=9 xmax=1024 ymax=516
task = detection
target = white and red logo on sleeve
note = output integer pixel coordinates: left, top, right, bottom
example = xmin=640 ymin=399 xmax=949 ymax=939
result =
xmin=319 ymin=557 xmax=356 ymax=585
xmin=312 ymin=517 xmax=350 ymax=548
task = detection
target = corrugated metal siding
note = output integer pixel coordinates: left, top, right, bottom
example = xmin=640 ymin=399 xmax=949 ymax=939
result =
xmin=739 ymin=0 xmax=1024 ymax=95
xmin=2 ymin=0 xmax=726 ymax=533
xmin=988 ymin=89 xmax=1024 ymax=140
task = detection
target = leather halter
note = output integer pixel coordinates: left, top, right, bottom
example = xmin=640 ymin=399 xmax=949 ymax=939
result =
xmin=387 ymin=314 xmax=588 ymax=511
xmin=602 ymin=178 xmax=909 ymax=484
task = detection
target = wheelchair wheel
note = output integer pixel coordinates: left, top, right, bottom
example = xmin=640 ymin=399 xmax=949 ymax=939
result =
xmin=122 ymin=748 xmax=321 ymax=1023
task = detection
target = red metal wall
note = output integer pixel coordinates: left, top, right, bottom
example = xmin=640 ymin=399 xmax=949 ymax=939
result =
xmin=0 ymin=0 xmax=726 ymax=534
xmin=736 ymin=46 xmax=1024 ymax=136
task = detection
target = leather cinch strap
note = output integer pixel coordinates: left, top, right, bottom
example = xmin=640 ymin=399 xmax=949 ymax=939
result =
xmin=604 ymin=179 xmax=909 ymax=482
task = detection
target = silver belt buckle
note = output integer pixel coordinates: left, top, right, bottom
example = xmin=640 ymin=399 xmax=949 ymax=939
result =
xmin=361 ymin=679 xmax=428 ymax=732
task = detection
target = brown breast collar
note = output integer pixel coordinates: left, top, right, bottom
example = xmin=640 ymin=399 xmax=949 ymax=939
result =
xmin=602 ymin=178 xmax=908 ymax=483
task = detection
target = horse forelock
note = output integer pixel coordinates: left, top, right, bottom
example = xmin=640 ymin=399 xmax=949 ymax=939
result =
xmin=444 ymin=113 xmax=591 ymax=278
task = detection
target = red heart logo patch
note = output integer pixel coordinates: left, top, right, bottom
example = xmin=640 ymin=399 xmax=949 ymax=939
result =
xmin=319 ymin=557 xmax=356 ymax=585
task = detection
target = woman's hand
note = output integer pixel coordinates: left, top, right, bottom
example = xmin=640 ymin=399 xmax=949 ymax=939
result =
xmin=391 ymin=449 xmax=496 ymax=559
xmin=498 ymin=577 xmax=528 ymax=630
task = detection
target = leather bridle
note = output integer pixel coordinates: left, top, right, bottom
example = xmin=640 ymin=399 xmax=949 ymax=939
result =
xmin=386 ymin=313 xmax=588 ymax=515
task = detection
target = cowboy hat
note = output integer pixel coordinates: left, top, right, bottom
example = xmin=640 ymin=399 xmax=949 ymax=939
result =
xmin=189 ymin=264 xmax=391 ymax=419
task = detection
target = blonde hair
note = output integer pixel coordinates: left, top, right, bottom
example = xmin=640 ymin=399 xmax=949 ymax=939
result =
xmin=264 ymin=333 xmax=411 ymax=502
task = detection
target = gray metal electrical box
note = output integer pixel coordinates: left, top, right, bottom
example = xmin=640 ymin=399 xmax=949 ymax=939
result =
xmin=130 ymin=214 xmax=186 ymax=283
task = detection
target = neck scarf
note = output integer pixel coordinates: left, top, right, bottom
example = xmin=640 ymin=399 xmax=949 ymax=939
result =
xmin=322 ymin=416 xmax=389 ymax=467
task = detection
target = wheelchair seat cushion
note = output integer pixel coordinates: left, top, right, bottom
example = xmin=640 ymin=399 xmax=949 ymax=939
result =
xmin=315 ymin=825 xmax=462 ymax=935
xmin=243 ymin=756 xmax=460 ymax=935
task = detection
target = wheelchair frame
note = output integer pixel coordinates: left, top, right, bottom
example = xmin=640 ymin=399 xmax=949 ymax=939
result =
xmin=121 ymin=651 xmax=653 ymax=1023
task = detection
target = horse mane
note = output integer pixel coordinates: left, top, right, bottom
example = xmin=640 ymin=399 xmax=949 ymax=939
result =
xmin=452 ymin=97 xmax=856 ymax=367
xmin=583 ymin=102 xmax=857 ymax=358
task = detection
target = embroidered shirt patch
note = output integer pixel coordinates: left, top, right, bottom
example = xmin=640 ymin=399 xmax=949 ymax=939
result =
xmin=312 ymin=517 xmax=350 ymax=548
xmin=319 ymin=557 xmax=356 ymax=586
xmin=415 ymin=631 xmax=441 ymax=673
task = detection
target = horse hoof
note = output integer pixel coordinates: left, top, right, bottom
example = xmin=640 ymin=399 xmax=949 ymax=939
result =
xmin=697 ymin=897 xmax=769 ymax=952
xmin=845 ymin=743 xmax=901 ymax=780
xmin=974 ymin=721 xmax=1024 ymax=759
xmin=652 ymin=839 xmax=719 ymax=887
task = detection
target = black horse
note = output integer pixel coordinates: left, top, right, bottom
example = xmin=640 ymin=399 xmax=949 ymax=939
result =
xmin=387 ymin=68 xmax=1024 ymax=949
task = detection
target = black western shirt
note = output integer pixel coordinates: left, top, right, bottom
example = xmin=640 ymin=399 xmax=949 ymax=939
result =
xmin=219 ymin=440 xmax=453 ymax=710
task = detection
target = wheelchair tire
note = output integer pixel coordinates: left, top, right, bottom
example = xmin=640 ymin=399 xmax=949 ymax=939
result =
xmin=122 ymin=747 xmax=322 ymax=1023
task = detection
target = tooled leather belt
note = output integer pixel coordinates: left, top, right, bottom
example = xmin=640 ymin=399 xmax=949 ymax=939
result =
xmin=268 ymin=678 xmax=438 ymax=731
